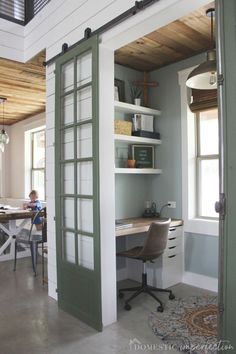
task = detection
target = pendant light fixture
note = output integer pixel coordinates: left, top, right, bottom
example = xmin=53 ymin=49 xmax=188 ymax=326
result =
xmin=186 ymin=8 xmax=217 ymax=90
xmin=0 ymin=97 xmax=9 ymax=153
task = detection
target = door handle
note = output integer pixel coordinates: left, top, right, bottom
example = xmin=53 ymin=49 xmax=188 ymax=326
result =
xmin=215 ymin=193 xmax=226 ymax=220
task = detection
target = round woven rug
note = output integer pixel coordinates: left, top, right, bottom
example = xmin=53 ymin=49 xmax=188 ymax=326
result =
xmin=148 ymin=295 xmax=218 ymax=354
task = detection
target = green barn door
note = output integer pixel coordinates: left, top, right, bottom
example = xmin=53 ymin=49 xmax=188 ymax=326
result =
xmin=55 ymin=36 xmax=102 ymax=330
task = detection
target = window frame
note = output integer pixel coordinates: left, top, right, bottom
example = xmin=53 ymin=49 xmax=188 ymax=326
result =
xmin=196 ymin=110 xmax=219 ymax=220
xmin=178 ymin=67 xmax=219 ymax=237
xmin=30 ymin=128 xmax=46 ymax=200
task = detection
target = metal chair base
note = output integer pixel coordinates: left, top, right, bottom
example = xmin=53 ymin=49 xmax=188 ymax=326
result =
xmin=118 ymin=269 xmax=175 ymax=311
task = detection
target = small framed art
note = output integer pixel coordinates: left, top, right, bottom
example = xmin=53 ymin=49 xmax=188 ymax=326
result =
xmin=114 ymin=78 xmax=125 ymax=102
xmin=131 ymin=145 xmax=154 ymax=168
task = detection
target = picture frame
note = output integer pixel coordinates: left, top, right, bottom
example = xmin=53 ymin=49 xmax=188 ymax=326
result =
xmin=131 ymin=145 xmax=154 ymax=168
xmin=114 ymin=78 xmax=125 ymax=102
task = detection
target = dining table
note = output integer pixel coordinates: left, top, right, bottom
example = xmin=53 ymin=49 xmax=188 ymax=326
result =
xmin=0 ymin=208 xmax=41 ymax=262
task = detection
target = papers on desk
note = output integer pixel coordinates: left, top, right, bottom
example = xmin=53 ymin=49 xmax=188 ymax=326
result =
xmin=115 ymin=220 xmax=133 ymax=230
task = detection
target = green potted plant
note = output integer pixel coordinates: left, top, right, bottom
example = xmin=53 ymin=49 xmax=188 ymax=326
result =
xmin=129 ymin=82 xmax=142 ymax=106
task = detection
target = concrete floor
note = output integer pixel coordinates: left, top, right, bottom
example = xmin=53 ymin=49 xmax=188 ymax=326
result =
xmin=0 ymin=258 xmax=214 ymax=354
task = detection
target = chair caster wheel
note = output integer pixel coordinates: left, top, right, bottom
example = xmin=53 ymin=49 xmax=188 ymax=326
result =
xmin=124 ymin=303 xmax=131 ymax=311
xmin=118 ymin=292 xmax=124 ymax=299
xmin=157 ymin=306 xmax=163 ymax=312
xmin=169 ymin=293 xmax=175 ymax=300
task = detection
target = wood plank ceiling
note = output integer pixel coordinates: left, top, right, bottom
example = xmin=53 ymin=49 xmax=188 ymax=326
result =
xmin=115 ymin=2 xmax=215 ymax=72
xmin=0 ymin=50 xmax=45 ymax=126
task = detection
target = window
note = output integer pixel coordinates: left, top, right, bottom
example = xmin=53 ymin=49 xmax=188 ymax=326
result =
xmin=196 ymin=109 xmax=219 ymax=218
xmin=31 ymin=129 xmax=45 ymax=200
xmin=179 ymin=68 xmax=219 ymax=236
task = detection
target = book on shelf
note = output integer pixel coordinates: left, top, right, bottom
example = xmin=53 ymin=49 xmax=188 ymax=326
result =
xmin=115 ymin=220 xmax=133 ymax=229
xmin=132 ymin=114 xmax=154 ymax=132
xmin=132 ymin=130 xmax=160 ymax=139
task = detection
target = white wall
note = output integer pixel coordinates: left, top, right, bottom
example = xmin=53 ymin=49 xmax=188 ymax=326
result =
xmin=9 ymin=113 xmax=45 ymax=198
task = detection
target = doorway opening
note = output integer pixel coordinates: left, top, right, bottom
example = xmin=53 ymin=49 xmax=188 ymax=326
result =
xmin=111 ymin=0 xmax=219 ymax=337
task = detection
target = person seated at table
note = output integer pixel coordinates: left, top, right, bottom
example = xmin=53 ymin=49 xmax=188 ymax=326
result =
xmin=23 ymin=190 xmax=42 ymax=230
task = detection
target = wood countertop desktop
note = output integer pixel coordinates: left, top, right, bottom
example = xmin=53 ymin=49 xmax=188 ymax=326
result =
xmin=115 ymin=217 xmax=183 ymax=237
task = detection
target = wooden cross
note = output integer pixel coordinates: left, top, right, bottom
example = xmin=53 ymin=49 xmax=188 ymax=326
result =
xmin=133 ymin=71 xmax=159 ymax=107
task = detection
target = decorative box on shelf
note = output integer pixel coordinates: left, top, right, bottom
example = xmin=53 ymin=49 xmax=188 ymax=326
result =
xmin=114 ymin=120 xmax=132 ymax=135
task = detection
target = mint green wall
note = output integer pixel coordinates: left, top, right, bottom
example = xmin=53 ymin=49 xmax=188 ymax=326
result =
xmin=185 ymin=234 xmax=218 ymax=278
xmin=115 ymin=175 xmax=150 ymax=219
xmin=147 ymin=54 xmax=219 ymax=280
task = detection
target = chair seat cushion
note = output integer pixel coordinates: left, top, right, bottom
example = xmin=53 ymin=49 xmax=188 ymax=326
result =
xmin=16 ymin=228 xmax=29 ymax=242
xmin=16 ymin=228 xmax=42 ymax=243
xmin=117 ymin=246 xmax=142 ymax=259
xmin=31 ymin=233 xmax=43 ymax=241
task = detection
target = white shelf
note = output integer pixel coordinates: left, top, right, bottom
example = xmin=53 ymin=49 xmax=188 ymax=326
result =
xmin=114 ymin=134 xmax=162 ymax=145
xmin=115 ymin=168 xmax=162 ymax=175
xmin=114 ymin=101 xmax=161 ymax=116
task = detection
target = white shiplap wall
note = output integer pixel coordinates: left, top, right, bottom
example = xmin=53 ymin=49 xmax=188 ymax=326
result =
xmin=0 ymin=18 xmax=24 ymax=61
xmin=24 ymin=0 xmax=135 ymax=61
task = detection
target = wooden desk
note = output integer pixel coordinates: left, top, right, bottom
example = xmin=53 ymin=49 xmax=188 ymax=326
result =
xmin=115 ymin=217 xmax=183 ymax=237
xmin=0 ymin=209 xmax=41 ymax=262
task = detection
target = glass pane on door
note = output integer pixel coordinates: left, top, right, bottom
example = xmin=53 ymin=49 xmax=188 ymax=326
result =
xmin=62 ymin=94 xmax=74 ymax=126
xmin=77 ymin=123 xmax=92 ymax=158
xmin=62 ymin=60 xmax=74 ymax=93
xmin=77 ymin=51 xmax=92 ymax=87
xmin=63 ymin=163 xmax=74 ymax=194
xmin=63 ymin=128 xmax=74 ymax=160
xmin=63 ymin=197 xmax=75 ymax=229
xmin=77 ymin=198 xmax=93 ymax=233
xmin=63 ymin=231 xmax=76 ymax=264
xmin=77 ymin=161 xmax=93 ymax=195
xmin=77 ymin=234 xmax=94 ymax=270
xmin=77 ymin=86 xmax=92 ymax=122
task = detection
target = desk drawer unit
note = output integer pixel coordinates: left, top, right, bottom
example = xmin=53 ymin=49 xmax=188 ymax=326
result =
xmin=146 ymin=225 xmax=183 ymax=289
xmin=162 ymin=226 xmax=183 ymax=288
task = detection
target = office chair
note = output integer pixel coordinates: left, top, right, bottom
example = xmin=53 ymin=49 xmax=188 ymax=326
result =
xmin=13 ymin=207 xmax=47 ymax=276
xmin=117 ymin=219 xmax=175 ymax=312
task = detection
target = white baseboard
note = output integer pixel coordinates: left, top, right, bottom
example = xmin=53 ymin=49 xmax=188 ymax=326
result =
xmin=183 ymin=271 xmax=218 ymax=292
xmin=116 ymin=267 xmax=128 ymax=282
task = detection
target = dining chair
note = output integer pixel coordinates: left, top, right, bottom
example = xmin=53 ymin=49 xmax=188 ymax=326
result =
xmin=13 ymin=207 xmax=47 ymax=276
